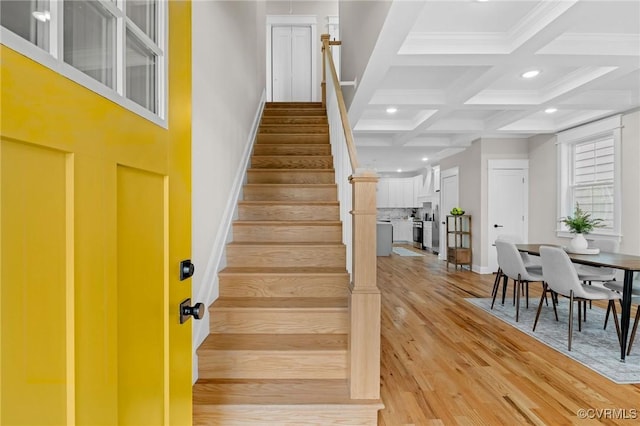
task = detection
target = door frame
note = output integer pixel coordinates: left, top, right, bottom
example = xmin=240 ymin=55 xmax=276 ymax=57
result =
xmin=439 ymin=167 xmax=459 ymax=260
xmin=266 ymin=15 xmax=318 ymax=102
xmin=487 ymin=159 xmax=529 ymax=273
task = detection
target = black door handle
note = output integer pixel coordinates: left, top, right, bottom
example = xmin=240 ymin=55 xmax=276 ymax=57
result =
xmin=179 ymin=298 xmax=204 ymax=324
xmin=494 ymin=224 xmax=504 ymax=228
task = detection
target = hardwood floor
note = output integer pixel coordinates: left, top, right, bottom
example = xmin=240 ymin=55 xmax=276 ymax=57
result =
xmin=377 ymin=245 xmax=640 ymax=425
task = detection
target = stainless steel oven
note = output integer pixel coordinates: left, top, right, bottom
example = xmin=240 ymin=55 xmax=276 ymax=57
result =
xmin=412 ymin=220 xmax=423 ymax=249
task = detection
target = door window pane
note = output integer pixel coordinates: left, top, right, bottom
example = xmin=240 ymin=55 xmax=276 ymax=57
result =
xmin=64 ymin=1 xmax=116 ymax=88
xmin=126 ymin=30 xmax=157 ymax=113
xmin=126 ymin=0 xmax=157 ymax=42
xmin=0 ymin=0 xmax=50 ymax=51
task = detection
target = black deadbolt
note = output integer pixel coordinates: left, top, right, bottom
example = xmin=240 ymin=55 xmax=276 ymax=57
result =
xmin=180 ymin=259 xmax=195 ymax=281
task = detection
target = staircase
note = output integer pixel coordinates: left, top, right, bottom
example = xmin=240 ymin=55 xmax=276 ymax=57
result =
xmin=193 ymin=102 xmax=382 ymax=425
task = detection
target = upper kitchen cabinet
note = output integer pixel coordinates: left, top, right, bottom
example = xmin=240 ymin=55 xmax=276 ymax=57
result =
xmin=377 ymin=178 xmax=418 ymax=207
xmin=376 ymin=179 xmax=390 ymax=208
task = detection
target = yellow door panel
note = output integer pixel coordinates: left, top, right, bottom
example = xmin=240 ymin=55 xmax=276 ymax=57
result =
xmin=1 ymin=140 xmax=73 ymax=425
xmin=1 ymin=1 xmax=192 ymax=424
xmin=117 ymin=165 xmax=168 ymax=425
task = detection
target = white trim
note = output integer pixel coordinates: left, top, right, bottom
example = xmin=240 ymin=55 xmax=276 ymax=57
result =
xmin=0 ymin=0 xmax=168 ymax=127
xmin=556 ymin=115 xmax=622 ymax=238
xmin=192 ymin=91 xmax=266 ymax=384
xmin=473 ymin=265 xmax=492 ymax=275
xmin=266 ymin=15 xmax=318 ymax=102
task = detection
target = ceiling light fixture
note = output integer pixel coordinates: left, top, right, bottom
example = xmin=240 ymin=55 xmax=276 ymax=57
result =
xmin=32 ymin=10 xmax=51 ymax=22
xmin=521 ymin=70 xmax=541 ymax=79
xmin=422 ymin=157 xmax=428 ymax=162
xmin=397 ymin=168 xmax=402 ymax=173
xmin=545 ymin=107 xmax=558 ymax=114
xmin=476 ymin=0 xmax=489 ymax=2
xmin=386 ymin=107 xmax=398 ymax=114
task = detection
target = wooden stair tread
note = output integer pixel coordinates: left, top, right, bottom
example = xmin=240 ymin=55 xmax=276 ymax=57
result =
xmin=234 ymin=220 xmax=341 ymax=226
xmin=227 ymin=241 xmax=344 ymax=247
xmin=239 ymin=200 xmax=338 ymax=206
xmin=199 ymin=334 xmax=347 ymax=351
xmin=219 ymin=266 xmax=347 ymax=275
xmin=247 ymin=168 xmax=333 ymax=172
xmin=244 ymin=183 xmax=336 ymax=188
xmin=193 ymin=379 xmax=381 ymax=406
xmin=212 ymin=297 xmax=347 ymax=309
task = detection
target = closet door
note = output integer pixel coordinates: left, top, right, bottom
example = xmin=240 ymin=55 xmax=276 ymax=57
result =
xmin=272 ymin=26 xmax=311 ymax=102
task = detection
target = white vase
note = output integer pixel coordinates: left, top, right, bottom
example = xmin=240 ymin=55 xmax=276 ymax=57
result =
xmin=569 ymin=233 xmax=588 ymax=252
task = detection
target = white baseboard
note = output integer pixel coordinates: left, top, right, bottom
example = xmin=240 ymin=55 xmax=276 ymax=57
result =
xmin=473 ymin=265 xmax=494 ymax=274
xmin=192 ymin=90 xmax=266 ymax=384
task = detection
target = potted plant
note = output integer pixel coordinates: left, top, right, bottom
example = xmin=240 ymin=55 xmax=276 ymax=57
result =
xmin=561 ymin=203 xmax=604 ymax=251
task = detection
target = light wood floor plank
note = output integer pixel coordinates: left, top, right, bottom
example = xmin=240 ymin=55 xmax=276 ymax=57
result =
xmin=377 ymin=245 xmax=640 ymax=425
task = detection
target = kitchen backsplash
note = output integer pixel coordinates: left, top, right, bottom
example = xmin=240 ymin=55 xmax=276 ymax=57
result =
xmin=377 ymin=203 xmax=438 ymax=221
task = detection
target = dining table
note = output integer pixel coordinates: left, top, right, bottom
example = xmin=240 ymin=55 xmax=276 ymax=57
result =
xmin=516 ymin=244 xmax=640 ymax=361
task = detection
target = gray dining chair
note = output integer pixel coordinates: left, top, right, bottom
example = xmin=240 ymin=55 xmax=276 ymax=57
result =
xmin=493 ymin=240 xmax=545 ymax=322
xmin=536 ymin=246 xmax=622 ymax=351
xmin=577 ymin=239 xmax=620 ymax=314
xmin=576 ymin=239 xmax=620 ymax=282
xmin=491 ymin=235 xmax=543 ymax=310
xmin=602 ymin=273 xmax=640 ymax=356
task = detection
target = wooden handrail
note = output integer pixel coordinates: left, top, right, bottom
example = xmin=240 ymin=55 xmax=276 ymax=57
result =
xmin=321 ymin=34 xmax=359 ymax=173
xmin=320 ymin=34 xmax=381 ymax=402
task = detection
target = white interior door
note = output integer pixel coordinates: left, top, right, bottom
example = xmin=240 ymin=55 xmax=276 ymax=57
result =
xmin=272 ymin=25 xmax=311 ymax=102
xmin=487 ymin=161 xmax=529 ymax=272
xmin=439 ymin=171 xmax=459 ymax=259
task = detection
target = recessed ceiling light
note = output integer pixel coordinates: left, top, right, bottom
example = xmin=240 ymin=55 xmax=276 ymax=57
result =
xmin=521 ymin=70 xmax=541 ymax=79
xmin=32 ymin=10 xmax=51 ymax=22
xmin=422 ymin=157 xmax=428 ymax=162
xmin=476 ymin=0 xmax=489 ymax=2
xmin=397 ymin=168 xmax=402 ymax=173
xmin=386 ymin=107 xmax=398 ymax=114
xmin=545 ymin=107 xmax=558 ymax=114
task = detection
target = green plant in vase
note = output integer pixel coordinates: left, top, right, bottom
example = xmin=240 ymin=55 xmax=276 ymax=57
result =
xmin=561 ymin=203 xmax=604 ymax=251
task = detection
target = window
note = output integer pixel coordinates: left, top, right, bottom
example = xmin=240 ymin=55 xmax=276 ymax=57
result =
xmin=0 ymin=0 xmax=166 ymax=124
xmin=557 ymin=115 xmax=622 ymax=238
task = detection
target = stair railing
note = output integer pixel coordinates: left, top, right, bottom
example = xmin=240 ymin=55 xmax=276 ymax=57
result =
xmin=321 ymin=34 xmax=381 ymax=400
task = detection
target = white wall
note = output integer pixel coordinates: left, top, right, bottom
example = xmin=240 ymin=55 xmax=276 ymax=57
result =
xmin=192 ymin=0 xmax=266 ymax=373
xmin=439 ymin=138 xmax=529 ymax=271
xmin=528 ymin=110 xmax=640 ymax=256
xmin=620 ymin=111 xmax=640 ymax=255
xmin=339 ymin=0 xmax=392 ymax=107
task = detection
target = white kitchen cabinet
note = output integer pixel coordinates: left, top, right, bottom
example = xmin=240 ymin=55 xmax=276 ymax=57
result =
xmin=377 ymin=178 xmax=419 ymax=207
xmin=376 ymin=179 xmax=389 ymax=208
xmin=391 ymin=219 xmax=413 ymax=242
xmin=413 ymin=175 xmax=423 ymax=206
xmin=423 ymin=224 xmax=432 ymax=248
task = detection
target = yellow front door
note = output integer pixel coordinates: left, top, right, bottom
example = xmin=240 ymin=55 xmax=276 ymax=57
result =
xmin=0 ymin=2 xmax=192 ymax=425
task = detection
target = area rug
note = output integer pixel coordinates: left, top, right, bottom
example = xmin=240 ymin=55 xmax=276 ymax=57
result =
xmin=466 ymin=297 xmax=640 ymax=384
xmin=392 ymin=247 xmax=425 ymax=257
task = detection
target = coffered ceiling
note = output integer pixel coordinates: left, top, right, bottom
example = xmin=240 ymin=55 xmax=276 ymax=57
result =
xmin=349 ymin=0 xmax=640 ymax=173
